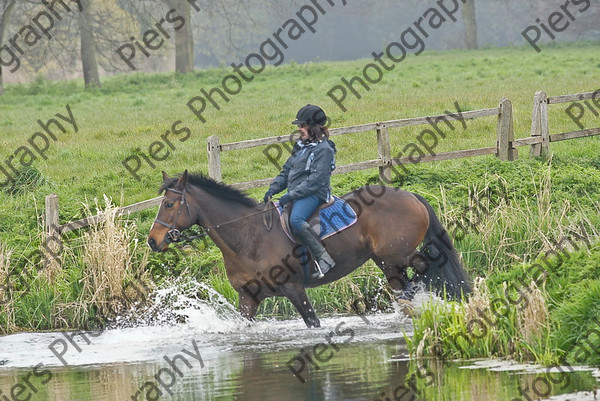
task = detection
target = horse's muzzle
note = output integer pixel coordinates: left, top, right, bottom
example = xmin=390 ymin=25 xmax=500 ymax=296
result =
xmin=148 ymin=237 xmax=165 ymax=252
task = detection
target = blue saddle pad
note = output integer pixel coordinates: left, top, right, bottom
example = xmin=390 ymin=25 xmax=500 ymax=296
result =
xmin=318 ymin=196 xmax=358 ymax=239
xmin=276 ymin=196 xmax=357 ymax=241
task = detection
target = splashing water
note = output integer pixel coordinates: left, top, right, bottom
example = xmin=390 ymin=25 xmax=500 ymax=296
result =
xmin=0 ymin=278 xmax=412 ymax=369
xmin=118 ymin=277 xmax=246 ymax=333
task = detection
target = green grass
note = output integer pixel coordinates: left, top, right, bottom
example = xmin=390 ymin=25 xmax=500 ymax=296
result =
xmin=407 ymin=242 xmax=600 ymax=365
xmin=1 ymin=42 xmax=600 ymax=339
xmin=487 ymin=242 xmax=600 ymax=365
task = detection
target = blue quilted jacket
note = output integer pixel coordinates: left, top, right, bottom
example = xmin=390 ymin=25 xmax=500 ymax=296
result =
xmin=268 ymin=139 xmax=336 ymax=202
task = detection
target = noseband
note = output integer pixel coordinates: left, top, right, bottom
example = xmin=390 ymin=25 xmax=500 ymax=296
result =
xmin=153 ymin=188 xmax=191 ymax=244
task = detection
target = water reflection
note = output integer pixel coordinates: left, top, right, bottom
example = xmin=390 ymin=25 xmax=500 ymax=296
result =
xmin=1 ymin=340 xmax=597 ymax=401
xmin=1 ymin=307 xmax=598 ymax=401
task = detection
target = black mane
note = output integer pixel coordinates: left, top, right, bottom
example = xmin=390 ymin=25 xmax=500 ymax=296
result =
xmin=159 ymin=172 xmax=257 ymax=207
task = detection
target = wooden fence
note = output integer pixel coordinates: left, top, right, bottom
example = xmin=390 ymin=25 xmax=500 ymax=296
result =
xmin=530 ymin=90 xmax=600 ymax=157
xmin=44 ymin=91 xmax=600 ymax=260
xmin=208 ymin=98 xmax=514 ymax=190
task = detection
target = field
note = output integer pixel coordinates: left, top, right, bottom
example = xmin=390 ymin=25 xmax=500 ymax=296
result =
xmin=0 ymin=42 xmax=599 ymax=363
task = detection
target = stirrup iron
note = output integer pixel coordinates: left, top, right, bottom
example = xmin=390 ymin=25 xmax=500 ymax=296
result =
xmin=313 ymin=260 xmax=325 ymax=279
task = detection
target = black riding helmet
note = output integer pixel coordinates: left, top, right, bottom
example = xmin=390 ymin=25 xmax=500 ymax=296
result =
xmin=292 ymin=104 xmax=327 ymax=126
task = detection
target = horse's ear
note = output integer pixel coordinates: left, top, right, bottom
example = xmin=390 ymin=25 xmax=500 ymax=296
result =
xmin=161 ymin=171 xmax=169 ymax=182
xmin=176 ymin=170 xmax=189 ymax=188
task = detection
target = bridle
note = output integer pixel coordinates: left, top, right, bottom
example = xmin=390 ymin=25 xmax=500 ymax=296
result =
xmin=152 ymin=187 xmax=278 ymax=247
xmin=153 ymin=187 xmax=191 ymax=244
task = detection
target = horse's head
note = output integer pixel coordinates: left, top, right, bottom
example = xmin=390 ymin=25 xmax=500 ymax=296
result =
xmin=148 ymin=170 xmax=196 ymax=252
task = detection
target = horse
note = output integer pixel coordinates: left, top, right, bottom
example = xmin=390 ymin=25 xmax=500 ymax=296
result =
xmin=148 ymin=170 xmax=472 ymax=328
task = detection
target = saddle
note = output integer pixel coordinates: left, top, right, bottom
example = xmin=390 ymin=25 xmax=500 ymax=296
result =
xmin=275 ymin=196 xmax=358 ymax=243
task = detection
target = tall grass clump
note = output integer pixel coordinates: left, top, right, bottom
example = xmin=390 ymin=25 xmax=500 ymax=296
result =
xmin=517 ymin=243 xmax=600 ymax=366
xmin=1 ymin=166 xmax=46 ymax=196
xmin=553 ymin=280 xmax=600 ymax=366
xmin=0 ymin=243 xmax=16 ymax=333
xmin=407 ymin=238 xmax=600 ymax=365
xmin=79 ymin=196 xmax=149 ymax=320
xmin=437 ymin=157 xmax=599 ymax=278
xmin=6 ymin=196 xmax=152 ymax=331
xmin=406 ymin=279 xmax=551 ymax=362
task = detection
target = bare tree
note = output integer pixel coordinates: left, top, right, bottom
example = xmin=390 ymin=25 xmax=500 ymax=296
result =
xmin=79 ymin=0 xmax=101 ymax=88
xmin=462 ymin=0 xmax=478 ymax=49
xmin=157 ymin=0 xmax=193 ymax=73
xmin=20 ymin=0 xmax=139 ymax=83
xmin=0 ymin=0 xmax=16 ymax=95
xmin=119 ymin=0 xmax=195 ymax=73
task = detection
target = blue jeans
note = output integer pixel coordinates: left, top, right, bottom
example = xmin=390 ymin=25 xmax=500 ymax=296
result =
xmin=289 ymin=194 xmax=324 ymax=233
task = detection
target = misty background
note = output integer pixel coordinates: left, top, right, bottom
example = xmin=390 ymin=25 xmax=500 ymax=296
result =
xmin=0 ymin=0 xmax=599 ymax=89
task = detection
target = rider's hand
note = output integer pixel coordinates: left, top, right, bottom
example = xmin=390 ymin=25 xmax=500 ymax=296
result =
xmin=279 ymin=194 xmax=291 ymax=207
xmin=263 ymin=190 xmax=274 ymax=203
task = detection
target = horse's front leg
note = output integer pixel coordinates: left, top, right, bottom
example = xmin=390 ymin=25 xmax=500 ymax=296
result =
xmin=281 ymin=284 xmax=320 ymax=328
xmin=239 ymin=291 xmax=263 ymax=321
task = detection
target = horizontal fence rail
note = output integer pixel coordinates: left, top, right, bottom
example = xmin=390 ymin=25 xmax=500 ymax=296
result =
xmin=211 ymin=102 xmax=508 ymax=190
xmin=531 ymin=90 xmax=600 ymax=157
xmin=44 ymin=90 xmax=600 ymax=266
xmin=58 ymin=196 xmax=163 ymax=235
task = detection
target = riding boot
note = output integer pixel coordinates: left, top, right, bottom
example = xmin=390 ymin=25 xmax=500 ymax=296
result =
xmin=294 ymin=221 xmax=336 ymax=279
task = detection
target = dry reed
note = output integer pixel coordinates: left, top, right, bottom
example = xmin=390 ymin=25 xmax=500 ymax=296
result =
xmin=0 ymin=242 xmax=16 ymax=332
xmin=81 ymin=196 xmax=148 ymax=318
xmin=517 ymin=280 xmax=549 ymax=344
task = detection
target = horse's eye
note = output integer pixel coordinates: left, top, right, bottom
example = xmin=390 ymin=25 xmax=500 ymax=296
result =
xmin=166 ymin=202 xmax=174 ymax=208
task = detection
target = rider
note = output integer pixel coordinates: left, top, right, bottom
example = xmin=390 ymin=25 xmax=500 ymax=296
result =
xmin=264 ymin=104 xmax=337 ymax=279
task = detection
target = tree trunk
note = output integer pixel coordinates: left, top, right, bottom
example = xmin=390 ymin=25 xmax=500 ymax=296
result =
xmin=462 ymin=0 xmax=478 ymax=50
xmin=0 ymin=0 xmax=17 ymax=95
xmin=174 ymin=0 xmax=193 ymax=73
xmin=79 ymin=0 xmax=101 ymax=88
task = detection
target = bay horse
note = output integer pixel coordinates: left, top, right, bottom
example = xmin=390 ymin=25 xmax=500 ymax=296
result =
xmin=148 ymin=170 xmax=471 ymax=328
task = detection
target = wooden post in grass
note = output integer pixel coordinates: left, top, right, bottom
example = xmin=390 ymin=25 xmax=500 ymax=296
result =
xmin=496 ymin=98 xmax=517 ymax=161
xmin=530 ymin=90 xmax=549 ymax=157
xmin=44 ymin=193 xmax=61 ymax=271
xmin=207 ymin=135 xmax=222 ymax=182
xmin=376 ymin=123 xmax=392 ymax=183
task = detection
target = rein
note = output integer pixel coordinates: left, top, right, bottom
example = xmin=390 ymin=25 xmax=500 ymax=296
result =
xmin=154 ymin=187 xmax=278 ymax=244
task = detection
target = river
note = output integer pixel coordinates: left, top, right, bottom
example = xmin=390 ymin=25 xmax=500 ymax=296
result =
xmin=1 ymin=283 xmax=598 ymax=401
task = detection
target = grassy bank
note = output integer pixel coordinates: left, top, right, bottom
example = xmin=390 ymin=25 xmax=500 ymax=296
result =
xmin=407 ymin=241 xmax=600 ymax=366
xmin=0 ymin=43 xmax=599 ymax=349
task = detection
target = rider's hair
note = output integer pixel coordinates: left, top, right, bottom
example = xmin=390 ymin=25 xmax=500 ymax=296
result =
xmin=305 ymin=124 xmax=329 ymax=143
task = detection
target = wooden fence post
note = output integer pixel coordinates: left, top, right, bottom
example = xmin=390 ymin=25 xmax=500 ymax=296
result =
xmin=530 ymin=90 xmax=549 ymax=157
xmin=496 ymin=98 xmax=517 ymax=161
xmin=207 ymin=135 xmax=222 ymax=182
xmin=376 ymin=124 xmax=392 ymax=183
xmin=44 ymin=193 xmax=61 ymax=270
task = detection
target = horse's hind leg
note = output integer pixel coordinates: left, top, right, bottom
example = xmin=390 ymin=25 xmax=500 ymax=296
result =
xmin=372 ymin=256 xmax=409 ymax=291
xmin=372 ymin=253 xmax=422 ymax=301
xmin=281 ymin=284 xmax=320 ymax=328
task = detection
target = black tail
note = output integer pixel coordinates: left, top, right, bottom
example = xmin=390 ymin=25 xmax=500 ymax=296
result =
xmin=413 ymin=193 xmax=472 ymax=300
